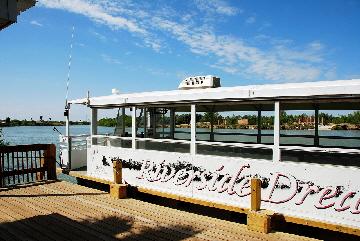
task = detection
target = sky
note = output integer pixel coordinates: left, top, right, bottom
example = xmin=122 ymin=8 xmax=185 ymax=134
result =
xmin=1 ymin=0 xmax=360 ymax=121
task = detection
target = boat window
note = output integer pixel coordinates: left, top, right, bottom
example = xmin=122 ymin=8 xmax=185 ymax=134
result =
xmin=154 ymin=107 xmax=171 ymax=139
xmin=135 ymin=107 xmax=172 ymax=139
xmin=174 ymin=110 xmax=192 ymax=141
xmin=194 ymin=106 xmax=274 ymax=160
xmin=114 ymin=108 xmax=125 ymax=136
xmin=93 ymin=104 xmax=360 ymax=167
xmin=278 ymin=108 xmax=360 ymax=167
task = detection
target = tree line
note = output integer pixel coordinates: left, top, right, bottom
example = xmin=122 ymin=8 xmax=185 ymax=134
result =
xmin=97 ymin=111 xmax=360 ymax=127
xmin=3 ymin=110 xmax=360 ymax=128
xmin=1 ymin=119 xmax=90 ymax=127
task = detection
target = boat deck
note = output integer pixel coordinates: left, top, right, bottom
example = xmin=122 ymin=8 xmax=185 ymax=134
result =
xmin=0 ymin=180 xmax=318 ymax=241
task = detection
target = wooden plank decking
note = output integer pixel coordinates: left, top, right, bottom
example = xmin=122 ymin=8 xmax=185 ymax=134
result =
xmin=0 ymin=180 xmax=320 ymax=241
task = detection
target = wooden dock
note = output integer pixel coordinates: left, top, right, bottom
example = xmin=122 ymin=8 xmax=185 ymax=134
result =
xmin=0 ymin=180 xmax=320 ymax=241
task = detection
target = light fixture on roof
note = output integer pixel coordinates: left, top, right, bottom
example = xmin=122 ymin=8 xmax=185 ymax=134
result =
xmin=178 ymin=75 xmax=221 ymax=90
xmin=112 ymin=88 xmax=119 ymax=95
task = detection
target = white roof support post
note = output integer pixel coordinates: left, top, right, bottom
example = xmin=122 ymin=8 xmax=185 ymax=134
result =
xmin=91 ymin=108 xmax=98 ymax=147
xmin=273 ymin=101 xmax=281 ymax=163
xmin=143 ymin=108 xmax=147 ymax=138
xmin=65 ymin=103 xmax=71 ymax=169
xmin=191 ymin=104 xmax=197 ymax=155
xmin=65 ymin=103 xmax=70 ymax=137
xmin=132 ymin=107 xmax=136 ymax=150
xmin=91 ymin=108 xmax=98 ymax=136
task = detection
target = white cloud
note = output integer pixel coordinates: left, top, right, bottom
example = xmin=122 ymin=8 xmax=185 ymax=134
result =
xmin=89 ymin=28 xmax=107 ymax=42
xmin=150 ymin=16 xmax=328 ymax=82
xmin=101 ymin=54 xmax=121 ymax=64
xmin=210 ymin=64 xmax=238 ymax=74
xmin=274 ymin=42 xmax=326 ymax=63
xmin=30 ymin=20 xmax=43 ymax=26
xmin=194 ymin=0 xmax=240 ymax=16
xmin=246 ymin=17 xmax=256 ymax=24
xmin=37 ymin=0 xmax=146 ymax=34
xmin=258 ymin=21 xmax=272 ymax=31
xmin=38 ymin=0 xmax=332 ymax=83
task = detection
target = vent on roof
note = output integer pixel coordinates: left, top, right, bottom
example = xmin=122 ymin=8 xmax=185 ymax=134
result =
xmin=178 ymin=75 xmax=221 ymax=90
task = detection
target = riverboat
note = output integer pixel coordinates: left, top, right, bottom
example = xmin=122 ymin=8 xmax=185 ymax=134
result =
xmin=60 ymin=76 xmax=360 ymax=230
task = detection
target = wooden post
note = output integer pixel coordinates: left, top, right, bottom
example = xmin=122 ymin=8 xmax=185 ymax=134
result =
xmin=247 ymin=178 xmax=274 ymax=233
xmin=45 ymin=144 xmax=57 ymax=180
xmin=113 ymin=161 xmax=122 ymax=184
xmin=110 ymin=183 xmax=127 ymax=199
xmin=37 ymin=144 xmax=56 ymax=181
xmin=110 ymin=160 xmax=127 ymax=199
xmin=251 ymin=178 xmax=261 ymax=211
xmin=37 ymin=157 xmax=45 ymax=181
xmin=247 ymin=210 xmax=272 ymax=233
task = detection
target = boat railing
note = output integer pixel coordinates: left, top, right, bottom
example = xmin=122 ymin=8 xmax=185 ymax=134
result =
xmin=90 ymin=133 xmax=360 ymax=166
xmin=279 ymin=145 xmax=360 ymax=154
xmin=192 ymin=131 xmax=360 ymax=147
xmin=91 ymin=133 xmax=360 ymax=152
xmin=59 ymin=134 xmax=90 ymax=170
xmin=59 ymin=134 xmax=90 ymax=151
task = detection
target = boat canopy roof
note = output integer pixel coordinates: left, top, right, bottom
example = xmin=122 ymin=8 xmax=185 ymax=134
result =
xmin=69 ymin=79 xmax=360 ymax=111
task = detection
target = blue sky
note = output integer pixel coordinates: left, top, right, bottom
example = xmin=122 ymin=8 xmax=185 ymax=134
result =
xmin=1 ymin=0 xmax=360 ymax=121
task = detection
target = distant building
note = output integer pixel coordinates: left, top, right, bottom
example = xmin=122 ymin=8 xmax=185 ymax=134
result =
xmin=0 ymin=118 xmax=10 ymax=127
xmin=218 ymin=119 xmax=226 ymax=125
xmin=0 ymin=0 xmax=36 ymax=31
xmin=238 ymin=119 xmax=248 ymax=125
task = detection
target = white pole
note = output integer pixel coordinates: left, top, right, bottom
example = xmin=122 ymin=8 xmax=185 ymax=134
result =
xmin=90 ymin=108 xmax=98 ymax=146
xmin=257 ymin=108 xmax=262 ymax=144
xmin=91 ymin=108 xmax=98 ymax=135
xmin=65 ymin=103 xmax=70 ymax=137
xmin=191 ymin=104 xmax=197 ymax=155
xmin=273 ymin=101 xmax=281 ymax=163
xmin=65 ymin=103 xmax=71 ymax=169
xmin=132 ymin=107 xmax=136 ymax=150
